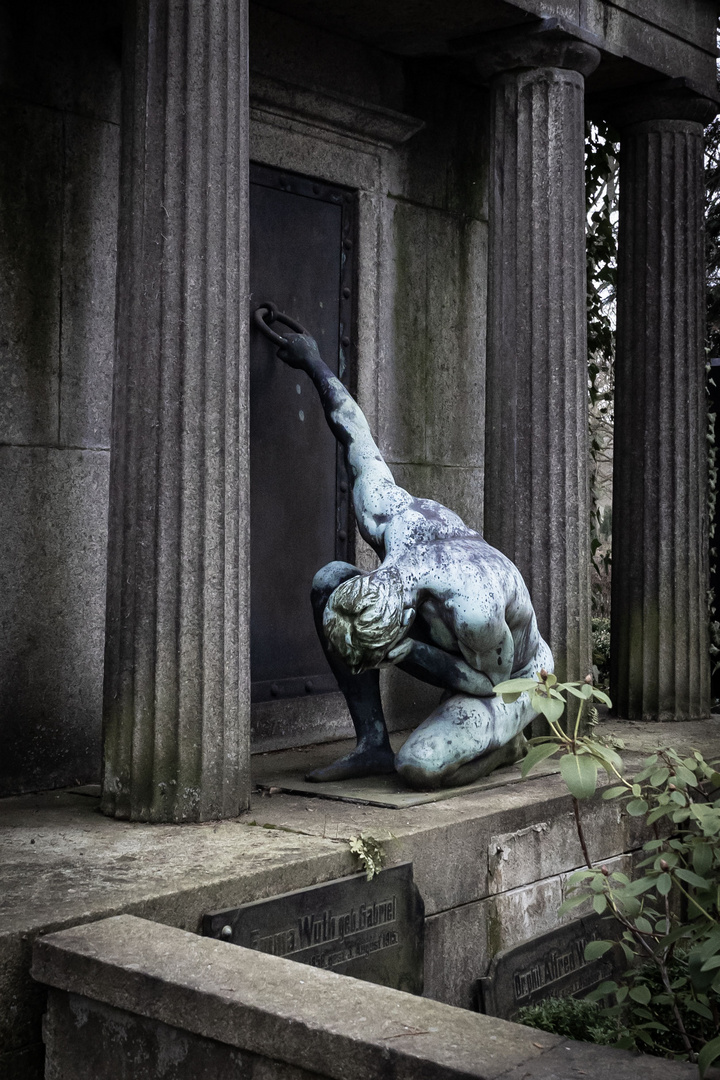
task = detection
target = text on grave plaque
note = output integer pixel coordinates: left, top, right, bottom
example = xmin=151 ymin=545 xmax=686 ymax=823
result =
xmin=202 ymin=862 xmax=424 ymax=994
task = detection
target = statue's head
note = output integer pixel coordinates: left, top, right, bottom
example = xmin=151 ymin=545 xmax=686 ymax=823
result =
xmin=323 ymin=566 xmax=408 ymax=674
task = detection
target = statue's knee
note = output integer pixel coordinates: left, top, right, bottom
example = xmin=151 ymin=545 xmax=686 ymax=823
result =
xmin=395 ymin=738 xmax=447 ymax=790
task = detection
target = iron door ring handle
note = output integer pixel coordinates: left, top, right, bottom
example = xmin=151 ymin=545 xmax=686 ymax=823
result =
xmin=253 ymin=304 xmax=309 ymax=346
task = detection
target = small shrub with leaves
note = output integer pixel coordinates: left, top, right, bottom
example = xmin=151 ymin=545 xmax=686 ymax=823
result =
xmin=495 ymin=671 xmax=720 ymax=1077
xmin=516 ymin=995 xmax=617 ymax=1045
xmin=348 ymin=833 xmax=386 ymax=880
xmin=592 ymin=617 xmax=611 ymax=688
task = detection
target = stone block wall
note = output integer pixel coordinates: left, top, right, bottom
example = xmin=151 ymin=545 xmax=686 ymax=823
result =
xmin=0 ymin=2 xmax=121 ymax=794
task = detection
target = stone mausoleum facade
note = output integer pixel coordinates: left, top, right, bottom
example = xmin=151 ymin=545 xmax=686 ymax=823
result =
xmin=1 ymin=0 xmax=718 ymax=816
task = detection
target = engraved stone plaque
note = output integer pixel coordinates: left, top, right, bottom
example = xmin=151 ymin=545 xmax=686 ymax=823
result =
xmin=478 ymin=914 xmax=622 ymax=1019
xmin=203 ymin=862 xmax=424 ymax=994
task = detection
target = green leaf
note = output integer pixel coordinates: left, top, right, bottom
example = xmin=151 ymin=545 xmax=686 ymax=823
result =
xmin=560 ymin=753 xmax=599 ymax=799
xmin=657 ymin=872 xmax=672 ymax=896
xmin=695 ymin=929 xmax=720 ymax=962
xmin=617 ymin=895 xmax=641 ymax=918
xmin=584 ymin=940 xmax=613 ymax=961
xmin=699 ymin=1035 xmax=720 ymax=1079
xmin=622 ymin=876 xmax=656 ymax=896
xmin=635 ymin=916 xmax=653 ymax=935
xmin=591 ymin=687 xmax=612 ymax=706
xmin=675 ymin=867 xmax=711 ymax=890
xmin=626 ymin=798 xmax=648 ymax=816
xmin=494 ymin=677 xmax=538 ymax=696
xmin=628 ymin=984 xmax=651 ymax=1005
xmin=520 ymin=741 xmax=560 ymax=778
xmin=531 ymin=689 xmax=566 ymax=725
xmin=700 ymin=955 xmax=720 ymax=972
xmin=650 ymin=767 xmax=670 ymax=787
xmin=559 ymin=893 xmax=590 ymax=915
xmin=567 ymin=869 xmax=595 ymax=884
xmin=602 ymin=785 xmax=627 ymax=800
xmin=619 ymin=942 xmax=635 ymax=964
xmin=675 ymin=765 xmax=697 ymax=788
xmin=593 ymin=893 xmax=608 ymax=914
xmin=687 ymin=1000 xmax=715 ymax=1021
xmin=693 ymin=843 xmax=713 ymax=877
xmin=586 ymin=742 xmax=624 ymax=773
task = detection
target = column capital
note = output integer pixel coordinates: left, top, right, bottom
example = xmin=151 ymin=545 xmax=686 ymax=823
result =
xmin=469 ymin=17 xmax=601 ymax=82
xmin=598 ymin=78 xmax=720 ymax=130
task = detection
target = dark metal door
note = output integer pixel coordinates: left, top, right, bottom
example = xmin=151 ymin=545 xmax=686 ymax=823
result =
xmin=249 ymin=164 xmax=356 ymax=703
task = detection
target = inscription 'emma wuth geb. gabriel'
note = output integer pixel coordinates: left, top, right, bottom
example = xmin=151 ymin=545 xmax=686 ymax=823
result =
xmin=251 ymin=894 xmax=399 ymax=966
xmin=203 ymin=863 xmax=424 ymax=994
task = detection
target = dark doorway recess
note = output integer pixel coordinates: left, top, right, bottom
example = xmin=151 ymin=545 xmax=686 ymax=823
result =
xmin=249 ymin=163 xmax=357 ymax=706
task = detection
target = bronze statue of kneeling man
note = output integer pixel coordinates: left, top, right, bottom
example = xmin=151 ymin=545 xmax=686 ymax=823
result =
xmin=262 ymin=310 xmax=553 ymax=790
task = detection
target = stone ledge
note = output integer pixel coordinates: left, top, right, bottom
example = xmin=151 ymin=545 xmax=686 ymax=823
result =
xmin=3 ymin=717 xmax=719 ymax=1075
xmin=33 ymin=915 xmax=562 ymax=1080
xmin=32 ymin=915 xmax=702 ymax=1080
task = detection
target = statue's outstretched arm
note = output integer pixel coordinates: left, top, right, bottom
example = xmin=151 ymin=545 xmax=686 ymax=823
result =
xmin=277 ymin=331 xmax=410 ymax=550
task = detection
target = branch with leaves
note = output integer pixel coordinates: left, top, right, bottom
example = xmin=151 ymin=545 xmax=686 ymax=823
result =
xmin=495 ymin=673 xmax=720 ymax=1076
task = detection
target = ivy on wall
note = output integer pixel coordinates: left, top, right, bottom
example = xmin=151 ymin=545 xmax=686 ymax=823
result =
xmin=585 ymin=121 xmax=618 ymax=637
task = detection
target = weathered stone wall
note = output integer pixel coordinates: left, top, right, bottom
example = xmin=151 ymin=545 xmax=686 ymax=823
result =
xmin=0 ymin=3 xmax=122 ymax=795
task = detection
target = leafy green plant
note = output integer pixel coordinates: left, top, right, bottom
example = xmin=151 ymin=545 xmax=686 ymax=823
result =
xmin=592 ymin=617 xmax=611 ymax=688
xmin=516 ymin=995 xmax=616 ymax=1044
xmin=585 ymin=120 xmax=618 ymax=619
xmin=348 ymin=833 xmax=386 ymax=880
xmin=495 ymin=671 xmax=720 ymax=1076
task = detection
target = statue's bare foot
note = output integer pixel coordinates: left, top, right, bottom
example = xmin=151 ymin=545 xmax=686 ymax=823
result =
xmin=305 ymin=745 xmax=396 ymax=783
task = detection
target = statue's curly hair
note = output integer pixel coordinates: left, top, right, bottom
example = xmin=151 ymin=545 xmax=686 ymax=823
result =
xmin=323 ymin=566 xmax=405 ymax=673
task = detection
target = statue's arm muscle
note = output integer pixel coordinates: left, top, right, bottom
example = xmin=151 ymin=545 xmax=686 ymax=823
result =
xmin=396 ymin=640 xmax=497 ymax=697
xmin=288 ymin=336 xmax=410 ymax=547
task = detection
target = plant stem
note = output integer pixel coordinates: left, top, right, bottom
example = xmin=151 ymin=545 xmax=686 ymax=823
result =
xmin=657 ymin=960 xmax=696 ymax=1060
xmin=605 ymin=895 xmax=695 ymax=1059
xmin=572 ymin=796 xmax=593 ymax=869
xmin=672 ymin=878 xmax=718 ymax=925
xmin=573 ymin=697 xmax=585 ymax=744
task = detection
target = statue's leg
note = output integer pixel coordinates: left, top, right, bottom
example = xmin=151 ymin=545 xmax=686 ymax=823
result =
xmin=394 ymin=694 xmax=529 ymax=790
xmin=395 ymin=639 xmax=554 ymax=790
xmin=305 ymin=562 xmax=395 ymax=782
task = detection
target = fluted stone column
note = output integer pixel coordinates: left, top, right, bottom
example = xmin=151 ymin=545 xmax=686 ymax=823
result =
xmin=482 ymin=22 xmax=599 ymax=682
xmin=610 ymin=87 xmax=717 ymax=720
xmin=101 ymin=0 xmax=250 ymax=821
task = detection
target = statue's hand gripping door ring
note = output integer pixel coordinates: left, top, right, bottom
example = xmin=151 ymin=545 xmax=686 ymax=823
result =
xmin=253 ymin=304 xmax=308 ymax=346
